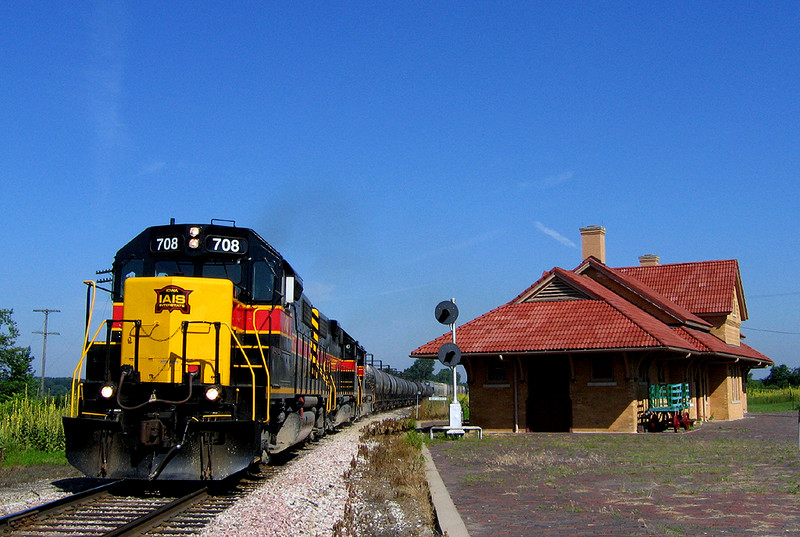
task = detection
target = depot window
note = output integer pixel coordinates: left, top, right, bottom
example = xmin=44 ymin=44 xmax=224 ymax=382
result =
xmin=591 ymin=356 xmax=614 ymax=382
xmin=487 ymin=358 xmax=507 ymax=383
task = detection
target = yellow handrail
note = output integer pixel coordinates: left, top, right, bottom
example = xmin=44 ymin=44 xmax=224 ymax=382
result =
xmin=220 ymin=323 xmax=257 ymax=421
xmin=70 ymin=319 xmax=110 ymax=417
xmin=251 ymin=307 xmax=272 ymax=423
xmin=71 ymin=281 xmax=99 ymax=417
xmin=325 ymin=357 xmax=335 ymax=413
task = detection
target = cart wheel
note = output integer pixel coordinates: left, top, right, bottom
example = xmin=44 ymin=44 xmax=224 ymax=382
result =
xmin=647 ymin=413 xmax=658 ymax=432
xmin=672 ymin=412 xmax=680 ymax=432
xmin=681 ymin=412 xmax=691 ymax=430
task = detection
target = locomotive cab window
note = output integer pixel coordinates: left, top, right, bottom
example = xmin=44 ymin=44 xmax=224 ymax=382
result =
xmin=117 ymin=258 xmax=144 ymax=297
xmin=155 ymin=260 xmax=195 ymax=277
xmin=202 ymin=261 xmax=242 ymax=285
xmin=203 ymin=261 xmax=244 ymax=298
xmin=252 ymin=261 xmax=276 ymax=303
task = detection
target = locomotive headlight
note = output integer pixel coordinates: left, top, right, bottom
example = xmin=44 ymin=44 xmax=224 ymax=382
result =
xmin=100 ymin=384 xmax=116 ymax=399
xmin=205 ymin=385 xmax=222 ymax=402
xmin=188 ymin=238 xmax=200 ymax=249
xmin=188 ymin=226 xmax=201 ymax=237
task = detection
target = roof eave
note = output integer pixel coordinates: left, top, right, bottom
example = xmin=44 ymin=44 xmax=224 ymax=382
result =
xmin=412 ymin=345 xmax=695 ymax=359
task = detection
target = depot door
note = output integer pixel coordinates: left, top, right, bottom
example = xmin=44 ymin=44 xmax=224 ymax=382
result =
xmin=527 ymin=360 xmax=571 ymax=432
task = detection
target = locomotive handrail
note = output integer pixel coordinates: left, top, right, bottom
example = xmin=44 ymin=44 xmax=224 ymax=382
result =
xmin=219 ymin=322 xmax=257 ymax=421
xmin=82 ymin=281 xmax=98 ymax=358
xmin=180 ymin=321 xmax=219 ymax=383
xmin=175 ymin=319 xmax=259 ymax=421
xmin=72 ymin=281 xmax=100 ymax=417
xmin=70 ymin=318 xmax=111 ymax=417
xmin=326 ymin=355 xmax=336 ymax=414
xmin=251 ymin=307 xmax=272 ymax=423
xmin=70 ymin=317 xmax=147 ymax=417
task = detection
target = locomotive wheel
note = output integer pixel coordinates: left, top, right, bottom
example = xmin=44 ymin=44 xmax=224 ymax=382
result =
xmin=260 ymin=428 xmax=271 ymax=464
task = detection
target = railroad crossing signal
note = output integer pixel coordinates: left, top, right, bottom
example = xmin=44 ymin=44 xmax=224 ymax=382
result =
xmin=435 ymin=300 xmax=459 ymax=325
xmin=434 ymin=299 xmax=461 ymax=366
xmin=437 ymin=342 xmax=461 ymax=367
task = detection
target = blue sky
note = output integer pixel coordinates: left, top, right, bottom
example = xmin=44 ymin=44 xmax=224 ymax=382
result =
xmin=2 ymin=2 xmax=798 ymax=380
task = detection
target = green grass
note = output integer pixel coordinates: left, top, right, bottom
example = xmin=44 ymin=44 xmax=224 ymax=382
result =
xmin=747 ymin=386 xmax=800 ymax=413
xmin=748 ymin=400 xmax=799 ymax=412
xmin=0 ymin=393 xmax=68 ymax=467
xmin=2 ymin=448 xmax=70 ymax=467
xmin=436 ymin=420 xmax=800 ymax=496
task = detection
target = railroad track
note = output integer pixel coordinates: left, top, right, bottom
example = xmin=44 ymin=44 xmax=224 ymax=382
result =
xmin=0 ymin=470 xmax=270 ymax=537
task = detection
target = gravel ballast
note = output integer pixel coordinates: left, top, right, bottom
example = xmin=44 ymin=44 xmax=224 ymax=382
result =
xmin=201 ymin=409 xmax=409 ymax=537
xmin=0 ymin=410 xmax=414 ymax=536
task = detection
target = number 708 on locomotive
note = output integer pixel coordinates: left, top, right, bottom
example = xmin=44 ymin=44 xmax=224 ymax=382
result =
xmin=64 ymin=220 xmax=428 ymax=481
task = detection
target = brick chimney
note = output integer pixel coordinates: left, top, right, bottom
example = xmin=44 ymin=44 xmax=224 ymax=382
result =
xmin=579 ymin=225 xmax=606 ymax=264
xmin=638 ymin=254 xmax=660 ymax=266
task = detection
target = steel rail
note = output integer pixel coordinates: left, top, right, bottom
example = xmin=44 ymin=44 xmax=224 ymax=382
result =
xmin=101 ymin=486 xmax=208 ymax=537
xmin=0 ymin=467 xmax=267 ymax=537
xmin=0 ymin=480 xmax=123 ymax=535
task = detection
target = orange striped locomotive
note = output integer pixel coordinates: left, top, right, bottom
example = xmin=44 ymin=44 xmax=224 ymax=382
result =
xmin=64 ymin=220 xmax=419 ymax=480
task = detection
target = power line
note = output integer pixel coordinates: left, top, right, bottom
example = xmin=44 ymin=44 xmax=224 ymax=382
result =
xmin=742 ymin=327 xmax=800 ymax=335
xmin=748 ymin=291 xmax=800 ymax=298
xmin=33 ymin=309 xmax=60 ymax=397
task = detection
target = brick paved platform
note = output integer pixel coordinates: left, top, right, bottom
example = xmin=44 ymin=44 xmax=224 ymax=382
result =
xmin=428 ymin=412 xmax=800 ymax=536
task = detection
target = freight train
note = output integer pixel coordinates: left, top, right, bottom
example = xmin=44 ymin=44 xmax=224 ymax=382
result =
xmin=64 ymin=220 xmax=447 ymax=481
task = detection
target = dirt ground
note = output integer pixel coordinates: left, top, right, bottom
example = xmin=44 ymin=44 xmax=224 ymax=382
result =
xmin=429 ymin=412 xmax=800 ymax=537
xmin=0 ymin=464 xmax=102 ymax=517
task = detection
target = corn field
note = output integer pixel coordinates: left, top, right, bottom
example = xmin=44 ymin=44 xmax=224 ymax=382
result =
xmin=0 ymin=394 xmax=67 ymax=453
xmin=748 ymin=386 xmax=800 ymax=408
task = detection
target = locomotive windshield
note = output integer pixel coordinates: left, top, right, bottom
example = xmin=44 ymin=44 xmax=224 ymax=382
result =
xmin=155 ymin=260 xmax=194 ymax=277
xmin=112 ymin=223 xmax=283 ymax=304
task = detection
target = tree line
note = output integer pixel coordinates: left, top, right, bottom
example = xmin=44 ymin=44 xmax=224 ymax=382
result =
xmin=756 ymin=364 xmax=800 ymax=388
xmin=0 ymin=309 xmax=37 ymax=401
xmin=400 ymin=358 xmax=462 ymax=384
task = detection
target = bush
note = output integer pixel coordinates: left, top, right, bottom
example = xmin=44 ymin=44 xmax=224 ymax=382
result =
xmin=0 ymin=393 xmax=67 ymax=454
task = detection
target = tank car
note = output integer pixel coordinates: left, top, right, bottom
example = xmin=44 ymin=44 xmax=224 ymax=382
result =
xmin=362 ymin=365 xmax=419 ymax=410
xmin=64 ymin=220 xmax=411 ymax=481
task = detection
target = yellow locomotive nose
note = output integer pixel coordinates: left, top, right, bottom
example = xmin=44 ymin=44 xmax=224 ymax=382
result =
xmin=121 ymin=276 xmax=233 ymax=385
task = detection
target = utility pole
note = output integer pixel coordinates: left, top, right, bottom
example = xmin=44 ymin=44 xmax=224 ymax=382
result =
xmin=33 ymin=309 xmax=60 ymax=397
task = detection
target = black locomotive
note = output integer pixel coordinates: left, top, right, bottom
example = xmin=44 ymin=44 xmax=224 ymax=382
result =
xmin=64 ymin=220 xmax=440 ymax=481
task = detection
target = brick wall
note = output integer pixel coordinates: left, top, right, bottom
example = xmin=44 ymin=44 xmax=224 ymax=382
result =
xmin=468 ymin=358 xmax=519 ymax=431
xmin=707 ymin=363 xmax=745 ymax=421
xmin=570 ymin=354 xmax=638 ymax=433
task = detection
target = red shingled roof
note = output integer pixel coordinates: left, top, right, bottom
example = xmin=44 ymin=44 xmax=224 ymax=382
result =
xmin=412 ymin=300 xmax=664 ymax=355
xmin=411 ymin=258 xmax=771 ymax=366
xmin=573 ymin=258 xmax=712 ymax=329
xmin=616 ymin=260 xmax=745 ymax=319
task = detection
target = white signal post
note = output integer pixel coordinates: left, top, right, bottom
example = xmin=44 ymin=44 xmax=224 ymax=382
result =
xmin=447 ymin=299 xmax=462 ymax=434
xmin=430 ymin=299 xmax=482 ymax=440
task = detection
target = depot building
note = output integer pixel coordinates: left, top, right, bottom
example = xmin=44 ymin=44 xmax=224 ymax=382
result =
xmin=410 ymin=226 xmax=772 ymax=433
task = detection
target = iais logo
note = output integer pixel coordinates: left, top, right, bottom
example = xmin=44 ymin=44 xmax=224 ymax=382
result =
xmin=154 ymin=285 xmax=193 ymax=314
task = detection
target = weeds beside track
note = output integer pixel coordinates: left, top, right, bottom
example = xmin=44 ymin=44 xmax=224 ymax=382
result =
xmin=333 ymin=418 xmax=436 ymax=537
